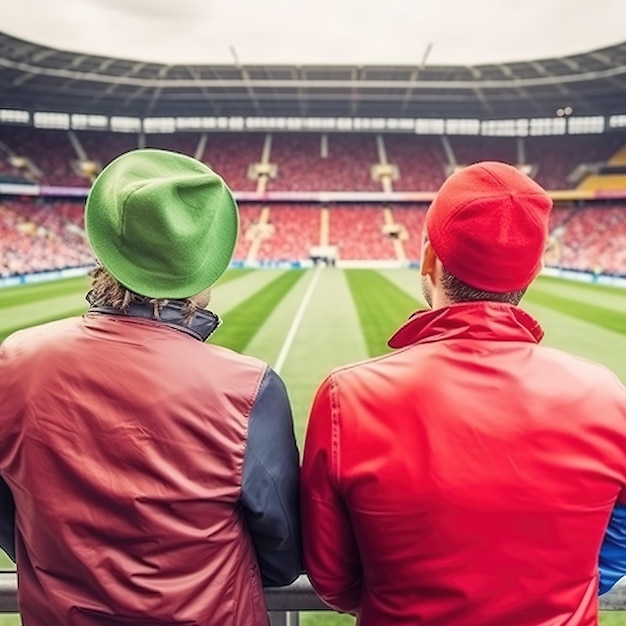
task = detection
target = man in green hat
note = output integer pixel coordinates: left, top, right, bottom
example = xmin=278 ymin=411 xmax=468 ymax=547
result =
xmin=0 ymin=149 xmax=301 ymax=626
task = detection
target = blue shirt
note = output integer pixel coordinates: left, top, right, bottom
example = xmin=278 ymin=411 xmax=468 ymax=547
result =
xmin=600 ymin=502 xmax=626 ymax=594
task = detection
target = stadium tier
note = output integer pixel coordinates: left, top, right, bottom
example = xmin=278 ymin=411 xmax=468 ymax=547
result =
xmin=2 ymin=126 xmax=626 ymax=191
xmin=3 ymin=197 xmax=626 ymax=278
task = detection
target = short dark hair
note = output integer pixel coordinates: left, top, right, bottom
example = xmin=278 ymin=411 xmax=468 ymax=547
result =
xmin=440 ymin=266 xmax=526 ymax=305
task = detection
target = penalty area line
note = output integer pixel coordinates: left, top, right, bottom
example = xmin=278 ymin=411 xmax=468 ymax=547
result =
xmin=273 ymin=266 xmax=323 ymax=375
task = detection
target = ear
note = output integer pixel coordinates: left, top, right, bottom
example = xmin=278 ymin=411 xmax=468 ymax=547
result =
xmin=420 ymin=239 xmax=438 ymax=280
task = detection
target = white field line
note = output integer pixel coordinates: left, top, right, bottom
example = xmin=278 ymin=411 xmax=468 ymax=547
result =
xmin=273 ymin=266 xmax=323 ymax=375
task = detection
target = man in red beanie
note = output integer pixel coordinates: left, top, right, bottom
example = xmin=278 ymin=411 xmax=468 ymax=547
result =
xmin=301 ymin=161 xmax=626 ymax=626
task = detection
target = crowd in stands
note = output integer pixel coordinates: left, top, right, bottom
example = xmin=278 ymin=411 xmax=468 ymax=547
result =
xmin=268 ymin=134 xmax=381 ymax=191
xmin=0 ymin=127 xmax=87 ymax=186
xmin=548 ymin=205 xmax=577 ymax=233
xmin=0 ymin=128 xmax=265 ymax=191
xmin=0 ymin=200 xmax=93 ymax=277
xmin=232 ymin=205 xmax=263 ymax=262
xmin=1 ymin=125 xmax=625 ymax=191
xmin=202 ymin=133 xmax=263 ymax=192
xmin=329 ymin=206 xmax=397 ymax=260
xmin=0 ymin=152 xmax=25 ymax=182
xmin=390 ymin=205 xmax=427 ymax=260
xmin=77 ymin=131 xmax=139 ymax=172
xmin=548 ymin=204 xmax=626 ymax=276
xmin=2 ymin=197 xmax=626 ymax=277
xmin=384 ymin=136 xmax=447 ymax=192
xmin=256 ymin=205 xmax=322 ymax=261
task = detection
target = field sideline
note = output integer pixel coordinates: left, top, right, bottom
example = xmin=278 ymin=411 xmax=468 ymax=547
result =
xmin=0 ymin=268 xmax=625 ymax=625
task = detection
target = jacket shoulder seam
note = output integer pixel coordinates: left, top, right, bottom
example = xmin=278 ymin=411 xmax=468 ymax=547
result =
xmin=328 ymin=372 xmax=342 ymax=490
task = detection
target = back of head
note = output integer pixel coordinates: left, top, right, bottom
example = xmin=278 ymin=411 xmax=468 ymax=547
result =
xmin=425 ymin=161 xmax=553 ymax=294
xmin=85 ymin=148 xmax=239 ymax=300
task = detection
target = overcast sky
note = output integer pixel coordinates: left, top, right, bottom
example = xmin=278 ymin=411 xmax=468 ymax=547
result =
xmin=0 ymin=0 xmax=624 ymax=66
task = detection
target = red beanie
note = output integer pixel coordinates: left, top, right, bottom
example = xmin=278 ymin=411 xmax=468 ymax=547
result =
xmin=425 ymin=161 xmax=553 ymax=293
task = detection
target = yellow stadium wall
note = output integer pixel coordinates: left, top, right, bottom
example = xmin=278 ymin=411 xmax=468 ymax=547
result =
xmin=578 ymin=174 xmax=626 ymax=191
xmin=608 ymin=144 xmax=626 ymax=166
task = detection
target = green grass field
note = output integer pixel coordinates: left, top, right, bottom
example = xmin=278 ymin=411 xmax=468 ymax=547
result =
xmin=1 ymin=268 xmax=625 ymax=625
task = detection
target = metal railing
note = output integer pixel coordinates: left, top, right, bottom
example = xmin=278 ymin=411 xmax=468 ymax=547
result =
xmin=0 ymin=573 xmax=623 ymax=625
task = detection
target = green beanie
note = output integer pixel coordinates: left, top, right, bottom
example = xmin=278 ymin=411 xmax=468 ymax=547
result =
xmin=85 ymin=148 xmax=239 ymax=299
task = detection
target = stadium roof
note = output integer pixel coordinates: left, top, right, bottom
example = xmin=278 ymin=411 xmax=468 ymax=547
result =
xmin=1 ymin=31 xmax=626 ymax=121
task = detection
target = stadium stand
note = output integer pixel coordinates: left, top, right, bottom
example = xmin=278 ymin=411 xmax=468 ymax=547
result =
xmin=4 ymin=196 xmax=626 ymax=277
xmin=201 ymin=133 xmax=264 ymax=192
xmin=383 ymin=136 xmax=448 ymax=191
xmin=329 ymin=206 xmax=397 ymax=260
xmin=256 ymin=205 xmax=322 ymax=261
xmin=0 ymin=44 xmax=624 ymax=276
xmin=264 ymin=134 xmax=381 ymax=192
xmin=78 ymin=131 xmax=139 ymax=174
xmin=0 ymin=158 xmax=26 ymax=183
xmin=448 ymin=136 xmax=518 ymax=169
xmin=0 ymin=200 xmax=92 ymax=277
xmin=144 ymin=133 xmax=200 ymax=158
xmin=527 ymin=135 xmax=626 ymax=190
xmin=232 ymin=204 xmax=264 ymax=263
xmin=549 ymin=204 xmax=626 ymax=275
xmin=0 ymin=126 xmax=87 ymax=186
xmin=1 ymin=126 xmax=626 ymax=192
xmin=390 ymin=205 xmax=428 ymax=261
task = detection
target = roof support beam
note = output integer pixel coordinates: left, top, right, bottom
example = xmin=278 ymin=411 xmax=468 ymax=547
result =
xmin=143 ymin=65 xmax=170 ymax=117
xmin=349 ymin=67 xmax=361 ymax=116
xmin=2 ymin=54 xmax=626 ymax=90
xmin=230 ymin=47 xmax=262 ymax=115
xmin=294 ymin=66 xmax=307 ymax=116
xmin=401 ymin=43 xmax=432 ymax=113
xmin=186 ymin=65 xmax=221 ymax=116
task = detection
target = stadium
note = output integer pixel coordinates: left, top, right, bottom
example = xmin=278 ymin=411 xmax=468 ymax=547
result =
xmin=1 ymin=3 xmax=626 ymax=624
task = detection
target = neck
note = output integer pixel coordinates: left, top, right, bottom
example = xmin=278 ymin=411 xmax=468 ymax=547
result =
xmin=427 ymin=286 xmax=453 ymax=310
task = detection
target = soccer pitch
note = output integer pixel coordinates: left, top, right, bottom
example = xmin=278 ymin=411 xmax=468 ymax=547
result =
xmin=1 ymin=267 xmax=625 ymax=625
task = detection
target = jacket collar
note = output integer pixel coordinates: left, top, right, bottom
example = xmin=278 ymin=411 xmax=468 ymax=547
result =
xmin=87 ymin=298 xmax=222 ymax=342
xmin=388 ymin=301 xmax=544 ymax=350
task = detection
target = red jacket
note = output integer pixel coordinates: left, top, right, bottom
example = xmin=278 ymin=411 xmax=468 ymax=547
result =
xmin=0 ymin=307 xmax=301 ymax=626
xmin=301 ymin=302 xmax=626 ymax=626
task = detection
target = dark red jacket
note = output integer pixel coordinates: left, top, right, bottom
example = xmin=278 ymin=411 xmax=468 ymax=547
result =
xmin=301 ymin=302 xmax=626 ymax=626
xmin=0 ymin=308 xmax=301 ymax=626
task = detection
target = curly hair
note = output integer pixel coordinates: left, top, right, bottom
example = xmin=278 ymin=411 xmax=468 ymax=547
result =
xmin=88 ymin=265 xmax=204 ymax=323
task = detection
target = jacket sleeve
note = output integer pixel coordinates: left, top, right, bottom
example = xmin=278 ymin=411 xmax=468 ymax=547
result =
xmin=0 ymin=476 xmax=15 ymax=562
xmin=0 ymin=342 xmax=16 ymax=563
xmin=301 ymin=374 xmax=362 ymax=614
xmin=599 ymin=496 xmax=626 ymax=595
xmin=240 ymin=367 xmax=302 ymax=587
